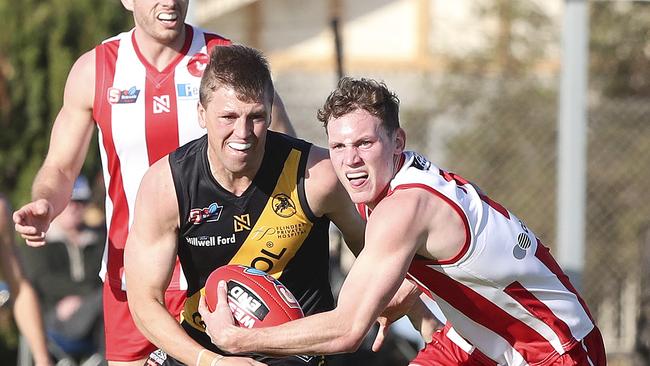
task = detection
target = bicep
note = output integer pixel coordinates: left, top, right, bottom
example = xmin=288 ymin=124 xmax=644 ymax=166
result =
xmin=41 ymin=51 xmax=96 ymax=179
xmin=125 ymin=161 xmax=179 ymax=297
xmin=335 ymin=211 xmax=420 ymax=328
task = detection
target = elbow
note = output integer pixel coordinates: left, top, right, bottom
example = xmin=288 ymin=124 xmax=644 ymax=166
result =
xmin=330 ymin=325 xmax=367 ymax=353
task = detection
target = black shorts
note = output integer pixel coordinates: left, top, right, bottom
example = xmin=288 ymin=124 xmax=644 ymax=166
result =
xmin=145 ymin=349 xmax=327 ymax=366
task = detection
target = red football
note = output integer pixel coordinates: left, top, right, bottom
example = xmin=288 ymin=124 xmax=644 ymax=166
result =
xmin=204 ymin=265 xmax=304 ymax=328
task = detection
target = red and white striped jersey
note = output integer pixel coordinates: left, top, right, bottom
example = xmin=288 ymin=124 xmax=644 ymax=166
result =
xmin=93 ymin=25 xmax=230 ymax=291
xmin=358 ymin=151 xmax=596 ymax=366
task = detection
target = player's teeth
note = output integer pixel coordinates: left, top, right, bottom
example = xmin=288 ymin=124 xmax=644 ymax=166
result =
xmin=346 ymin=172 xmax=367 ymax=179
xmin=228 ymin=142 xmax=252 ymax=151
xmin=157 ymin=13 xmax=177 ymax=21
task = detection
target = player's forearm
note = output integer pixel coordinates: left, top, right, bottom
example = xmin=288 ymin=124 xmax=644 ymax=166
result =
xmin=130 ymin=296 xmax=205 ymax=365
xmin=31 ymin=165 xmax=75 ymax=216
xmin=232 ymin=310 xmax=365 ymax=355
xmin=13 ymin=282 xmax=52 ymax=366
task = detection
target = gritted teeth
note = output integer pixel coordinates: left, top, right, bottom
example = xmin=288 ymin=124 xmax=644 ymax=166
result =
xmin=228 ymin=142 xmax=252 ymax=151
xmin=346 ymin=172 xmax=368 ymax=180
xmin=157 ymin=12 xmax=178 ymax=21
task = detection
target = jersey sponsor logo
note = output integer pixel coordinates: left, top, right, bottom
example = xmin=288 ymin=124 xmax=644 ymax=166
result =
xmin=153 ymin=95 xmax=171 ymax=114
xmin=185 ymin=234 xmax=235 ymax=247
xmin=107 ymin=86 xmax=140 ymax=104
xmin=176 ymin=83 xmax=199 ymax=99
xmin=251 ymin=223 xmax=308 ymax=241
xmin=234 ymin=214 xmax=251 ymax=232
xmin=187 ymin=52 xmax=209 ymax=77
xmin=513 ymin=232 xmax=533 ymax=259
xmin=188 ymin=202 xmax=223 ymax=224
xmin=272 ymin=193 xmax=297 ymax=218
xmin=227 ymin=281 xmax=270 ymax=327
xmin=250 ymin=243 xmax=287 ymax=273
xmin=513 ymin=220 xmax=533 ymax=259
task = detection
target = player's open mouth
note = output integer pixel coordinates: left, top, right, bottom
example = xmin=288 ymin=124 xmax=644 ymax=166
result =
xmin=156 ymin=12 xmax=178 ymax=23
xmin=346 ymin=172 xmax=368 ymax=188
xmin=228 ymin=142 xmax=252 ymax=151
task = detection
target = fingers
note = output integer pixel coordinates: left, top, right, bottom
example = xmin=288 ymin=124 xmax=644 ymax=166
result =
xmin=216 ymin=280 xmax=230 ymax=313
xmin=198 ymin=292 xmax=209 ymax=316
xmin=371 ymin=319 xmax=389 ymax=352
xmin=13 ymin=201 xmax=52 ymax=246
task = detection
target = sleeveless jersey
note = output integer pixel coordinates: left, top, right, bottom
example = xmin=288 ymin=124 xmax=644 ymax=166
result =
xmin=169 ymin=132 xmax=333 ymax=355
xmin=93 ymin=25 xmax=231 ymax=291
xmin=358 ymin=151 xmax=596 ymax=366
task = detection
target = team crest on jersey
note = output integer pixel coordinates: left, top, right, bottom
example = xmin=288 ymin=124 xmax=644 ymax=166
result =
xmin=187 ymin=52 xmax=209 ymax=77
xmin=272 ymin=193 xmax=296 ymax=218
xmin=107 ymin=86 xmax=140 ymax=104
xmin=188 ymin=202 xmax=223 ymax=224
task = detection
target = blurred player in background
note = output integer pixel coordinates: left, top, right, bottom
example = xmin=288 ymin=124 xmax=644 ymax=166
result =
xmin=0 ymin=194 xmax=52 ymax=366
xmin=205 ymin=77 xmax=607 ymax=366
xmin=12 ymin=1 xmax=294 ymax=365
xmin=124 ymin=44 xmax=365 ymax=366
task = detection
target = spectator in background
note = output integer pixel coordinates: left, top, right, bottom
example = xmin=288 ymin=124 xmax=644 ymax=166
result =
xmin=21 ymin=176 xmax=105 ymax=362
xmin=0 ymin=194 xmax=52 ymax=366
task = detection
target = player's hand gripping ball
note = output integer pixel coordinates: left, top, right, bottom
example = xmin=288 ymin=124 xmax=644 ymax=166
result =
xmin=204 ymin=265 xmax=303 ymax=328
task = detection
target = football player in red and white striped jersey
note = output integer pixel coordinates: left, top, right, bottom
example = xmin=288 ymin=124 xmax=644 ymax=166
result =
xmin=205 ymin=77 xmax=606 ymax=366
xmin=13 ymin=1 xmax=292 ymax=365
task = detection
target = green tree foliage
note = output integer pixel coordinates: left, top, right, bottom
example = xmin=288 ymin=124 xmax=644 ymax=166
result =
xmin=0 ymin=0 xmax=132 ymax=206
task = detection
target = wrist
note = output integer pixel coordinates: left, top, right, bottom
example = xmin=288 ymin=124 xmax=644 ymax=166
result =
xmin=197 ymin=349 xmax=225 ymax=366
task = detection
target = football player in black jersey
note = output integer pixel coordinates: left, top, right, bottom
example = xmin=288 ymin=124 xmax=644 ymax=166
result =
xmin=125 ymin=45 xmax=366 ymax=366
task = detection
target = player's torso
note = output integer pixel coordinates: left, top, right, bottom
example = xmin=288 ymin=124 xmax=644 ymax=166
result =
xmin=170 ymin=132 xmax=333 ymax=335
xmin=92 ymin=26 xmax=230 ymax=289
xmin=93 ymin=26 xmax=229 ymax=221
xmin=384 ymin=151 xmax=595 ymax=365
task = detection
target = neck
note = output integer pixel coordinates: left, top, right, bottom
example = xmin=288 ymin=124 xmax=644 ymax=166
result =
xmin=368 ymin=154 xmax=403 ymax=210
xmin=133 ymin=24 xmax=187 ymax=71
xmin=206 ymin=149 xmax=262 ymax=197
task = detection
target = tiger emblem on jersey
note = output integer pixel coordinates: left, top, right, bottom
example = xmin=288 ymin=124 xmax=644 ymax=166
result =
xmin=272 ymin=193 xmax=297 ymax=218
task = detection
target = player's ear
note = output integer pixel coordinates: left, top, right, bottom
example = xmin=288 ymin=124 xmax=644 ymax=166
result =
xmin=394 ymin=128 xmax=406 ymax=154
xmin=198 ymin=102 xmax=207 ymax=129
xmin=120 ymin=0 xmax=134 ymax=11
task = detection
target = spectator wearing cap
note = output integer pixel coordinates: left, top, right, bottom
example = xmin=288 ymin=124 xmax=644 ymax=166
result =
xmin=20 ymin=176 xmax=105 ymax=361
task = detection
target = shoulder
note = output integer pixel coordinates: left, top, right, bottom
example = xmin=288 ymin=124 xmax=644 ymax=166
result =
xmin=63 ymin=49 xmax=96 ymax=105
xmin=141 ymin=156 xmax=173 ymax=191
xmin=192 ymin=25 xmax=232 ymax=47
xmin=303 ymin=145 xmax=348 ymax=216
xmin=306 ymin=145 xmax=339 ymax=192
xmin=369 ymin=189 xmax=437 ymax=233
xmin=68 ymin=49 xmax=96 ymax=82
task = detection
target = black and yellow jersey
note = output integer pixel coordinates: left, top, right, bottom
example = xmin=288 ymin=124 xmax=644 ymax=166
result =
xmin=169 ymin=131 xmax=332 ymax=363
